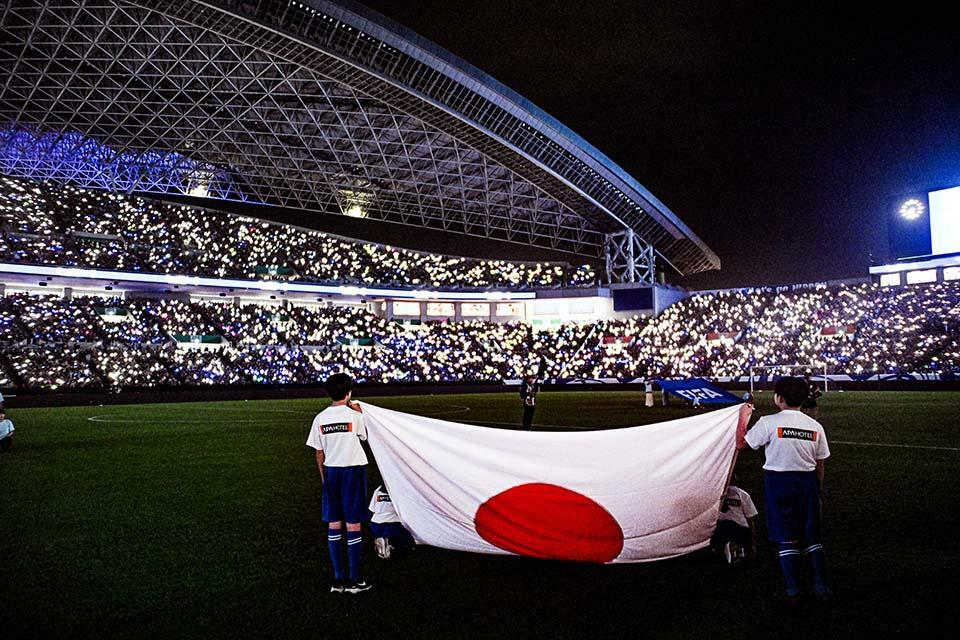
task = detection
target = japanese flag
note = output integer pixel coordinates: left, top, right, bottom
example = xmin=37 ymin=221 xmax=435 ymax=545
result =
xmin=360 ymin=402 xmax=741 ymax=563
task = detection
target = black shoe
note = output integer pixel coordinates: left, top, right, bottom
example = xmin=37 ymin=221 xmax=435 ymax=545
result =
xmin=329 ymin=580 xmax=345 ymax=594
xmin=345 ymin=580 xmax=373 ymax=594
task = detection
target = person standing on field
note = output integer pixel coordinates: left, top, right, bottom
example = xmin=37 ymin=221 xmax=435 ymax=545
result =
xmin=519 ymin=373 xmax=539 ymax=430
xmin=737 ymin=376 xmax=831 ymax=603
xmin=306 ymin=373 xmax=372 ymax=594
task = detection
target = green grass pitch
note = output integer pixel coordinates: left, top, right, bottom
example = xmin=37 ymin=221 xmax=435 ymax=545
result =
xmin=1 ymin=391 xmax=958 ymax=638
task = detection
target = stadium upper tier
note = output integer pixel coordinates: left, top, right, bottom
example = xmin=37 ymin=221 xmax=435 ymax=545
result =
xmin=0 ymin=281 xmax=957 ymax=390
xmin=0 ymin=176 xmax=596 ymax=290
xmin=0 ymin=0 xmax=718 ymax=281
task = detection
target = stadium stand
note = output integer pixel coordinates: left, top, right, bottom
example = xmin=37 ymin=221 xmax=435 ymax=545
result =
xmin=0 ymin=177 xmax=596 ymax=291
xmin=0 ymin=281 xmax=957 ymax=390
xmin=0 ymin=175 xmax=958 ymax=390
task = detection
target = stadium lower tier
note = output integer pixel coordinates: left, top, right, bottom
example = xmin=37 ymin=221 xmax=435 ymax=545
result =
xmin=0 ymin=280 xmax=958 ymax=390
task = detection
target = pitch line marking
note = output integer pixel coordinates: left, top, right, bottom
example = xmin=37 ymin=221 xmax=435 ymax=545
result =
xmin=86 ymin=405 xmax=314 ymax=424
xmin=86 ymin=404 xmax=472 ymax=425
xmin=84 ymin=411 xmax=957 ymax=451
xmin=87 ymin=415 xmax=269 ymax=424
xmin=830 ymin=440 xmax=960 ymax=452
xmin=416 ymin=405 xmax=472 ymax=418
xmin=468 ymin=420 xmax=587 ymax=430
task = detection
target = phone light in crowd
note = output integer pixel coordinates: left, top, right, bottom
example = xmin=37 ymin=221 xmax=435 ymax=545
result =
xmin=899 ymin=198 xmax=925 ymax=221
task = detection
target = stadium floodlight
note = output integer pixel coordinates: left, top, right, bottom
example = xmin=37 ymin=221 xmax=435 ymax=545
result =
xmin=187 ymin=184 xmax=209 ymax=198
xmin=899 ymin=198 xmax=925 ymax=221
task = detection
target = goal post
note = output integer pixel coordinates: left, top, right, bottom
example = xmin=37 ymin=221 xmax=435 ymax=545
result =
xmin=749 ymin=362 xmax=828 ymax=394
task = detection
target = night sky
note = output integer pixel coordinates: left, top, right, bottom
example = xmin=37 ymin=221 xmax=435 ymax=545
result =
xmin=354 ymin=0 xmax=960 ymax=288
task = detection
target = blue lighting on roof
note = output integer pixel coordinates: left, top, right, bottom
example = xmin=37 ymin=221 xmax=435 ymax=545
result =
xmin=0 ymin=125 xmax=250 ymax=202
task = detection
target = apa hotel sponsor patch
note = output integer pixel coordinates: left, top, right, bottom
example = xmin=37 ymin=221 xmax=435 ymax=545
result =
xmin=777 ymin=427 xmax=818 ymax=441
xmin=321 ymin=422 xmax=352 ymax=434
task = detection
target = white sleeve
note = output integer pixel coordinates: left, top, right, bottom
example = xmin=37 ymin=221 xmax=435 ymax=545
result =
xmin=816 ymin=429 xmax=830 ymax=460
xmin=305 ymin=418 xmax=323 ymax=451
xmin=741 ymin=489 xmax=759 ymax=519
xmin=355 ymin=412 xmax=367 ymax=442
xmin=743 ymin=417 xmax=769 ymax=450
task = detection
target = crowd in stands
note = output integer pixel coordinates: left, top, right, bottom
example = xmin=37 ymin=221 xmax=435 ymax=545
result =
xmin=0 ymin=176 xmax=597 ymax=290
xmin=0 ymin=280 xmax=957 ymax=390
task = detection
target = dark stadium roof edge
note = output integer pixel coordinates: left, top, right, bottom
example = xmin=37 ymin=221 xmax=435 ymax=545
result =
xmin=0 ymin=0 xmax=719 ymax=280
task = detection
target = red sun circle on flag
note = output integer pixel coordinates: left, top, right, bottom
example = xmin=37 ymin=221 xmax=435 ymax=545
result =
xmin=474 ymin=483 xmax=624 ymax=563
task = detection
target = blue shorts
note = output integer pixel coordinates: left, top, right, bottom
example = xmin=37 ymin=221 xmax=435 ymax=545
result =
xmin=763 ymin=470 xmax=822 ymax=543
xmin=322 ymin=465 xmax=368 ymax=523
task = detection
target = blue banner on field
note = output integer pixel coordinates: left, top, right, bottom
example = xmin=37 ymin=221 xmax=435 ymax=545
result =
xmin=655 ymin=378 xmax=742 ymax=404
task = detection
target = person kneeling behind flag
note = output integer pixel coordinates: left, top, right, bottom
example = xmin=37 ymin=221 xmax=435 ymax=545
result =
xmin=0 ymin=410 xmax=15 ymax=452
xmin=711 ymin=482 xmax=758 ymax=563
xmin=369 ymin=485 xmax=415 ymax=559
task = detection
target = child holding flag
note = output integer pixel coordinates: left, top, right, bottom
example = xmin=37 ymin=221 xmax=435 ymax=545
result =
xmin=737 ymin=377 xmax=832 ymax=602
xmin=306 ymin=373 xmax=372 ymax=595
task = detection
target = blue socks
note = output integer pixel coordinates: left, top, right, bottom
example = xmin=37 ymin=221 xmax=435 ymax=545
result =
xmin=804 ymin=543 xmax=830 ymax=594
xmin=328 ymin=528 xmax=345 ymax=581
xmin=778 ymin=542 xmax=802 ymax=596
xmin=778 ymin=541 xmax=830 ymax=595
xmin=329 ymin=527 xmax=364 ymax=584
xmin=347 ymin=531 xmax=363 ymax=582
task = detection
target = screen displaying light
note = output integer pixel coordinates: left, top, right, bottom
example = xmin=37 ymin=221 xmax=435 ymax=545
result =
xmin=344 ymin=204 xmax=366 ymax=218
xmin=929 ymin=186 xmax=960 ymax=255
xmin=899 ymin=198 xmax=925 ymax=221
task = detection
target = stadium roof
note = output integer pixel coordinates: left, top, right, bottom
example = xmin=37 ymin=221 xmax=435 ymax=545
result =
xmin=0 ymin=0 xmax=720 ymax=276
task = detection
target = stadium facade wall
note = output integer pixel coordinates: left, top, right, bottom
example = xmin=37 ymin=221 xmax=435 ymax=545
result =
xmin=869 ymin=252 xmax=960 ymax=287
xmin=0 ymin=272 xmax=670 ymax=326
xmin=690 ymin=277 xmax=871 ymax=297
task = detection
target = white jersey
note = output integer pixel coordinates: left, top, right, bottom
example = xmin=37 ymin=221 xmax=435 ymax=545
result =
xmin=717 ymin=485 xmax=758 ymax=528
xmin=368 ymin=485 xmax=401 ymax=524
xmin=305 ymin=404 xmax=368 ymax=467
xmin=745 ymin=409 xmax=830 ymax=472
xmin=0 ymin=418 xmax=13 ymax=440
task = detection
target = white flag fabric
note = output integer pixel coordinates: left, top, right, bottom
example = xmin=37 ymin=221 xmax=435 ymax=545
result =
xmin=360 ymin=402 xmax=741 ymax=564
